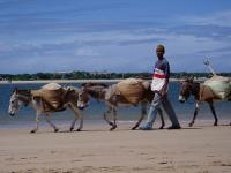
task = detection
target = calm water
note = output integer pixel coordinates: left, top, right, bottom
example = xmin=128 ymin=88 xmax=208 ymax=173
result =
xmin=0 ymin=82 xmax=230 ymax=127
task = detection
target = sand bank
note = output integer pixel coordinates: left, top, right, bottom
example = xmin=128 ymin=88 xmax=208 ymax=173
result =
xmin=0 ymin=120 xmax=230 ymax=173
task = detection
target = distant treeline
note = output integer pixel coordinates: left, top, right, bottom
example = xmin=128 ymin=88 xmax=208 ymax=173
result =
xmin=0 ymin=72 xmax=230 ymax=81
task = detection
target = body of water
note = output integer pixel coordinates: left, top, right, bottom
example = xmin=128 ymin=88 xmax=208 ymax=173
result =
xmin=0 ymin=82 xmax=230 ymax=127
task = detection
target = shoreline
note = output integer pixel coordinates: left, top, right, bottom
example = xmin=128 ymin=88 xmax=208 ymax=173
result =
xmin=0 ymin=79 xmax=122 ymax=84
xmin=1 ymin=119 xmax=230 ymax=130
xmin=0 ymin=78 xmax=206 ymax=84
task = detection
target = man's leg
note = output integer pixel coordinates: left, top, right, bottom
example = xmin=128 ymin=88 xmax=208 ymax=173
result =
xmin=140 ymin=93 xmax=162 ymax=130
xmin=162 ymin=95 xmax=180 ymax=128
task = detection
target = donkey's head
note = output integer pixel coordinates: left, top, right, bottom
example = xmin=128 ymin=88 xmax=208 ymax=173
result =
xmin=82 ymin=83 xmax=107 ymax=100
xmin=76 ymin=86 xmax=90 ymax=110
xmin=8 ymin=89 xmax=31 ymax=116
xmin=179 ymin=77 xmax=194 ymax=103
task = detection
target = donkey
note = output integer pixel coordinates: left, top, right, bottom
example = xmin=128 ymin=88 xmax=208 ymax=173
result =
xmin=179 ymin=78 xmax=231 ymax=127
xmin=8 ymin=86 xmax=89 ymax=133
xmin=83 ymin=80 xmax=165 ymax=130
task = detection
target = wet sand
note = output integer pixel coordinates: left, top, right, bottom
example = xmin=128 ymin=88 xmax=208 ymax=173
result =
xmin=0 ymin=120 xmax=230 ymax=173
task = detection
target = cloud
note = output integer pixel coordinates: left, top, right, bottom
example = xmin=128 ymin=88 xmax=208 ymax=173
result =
xmin=167 ymin=24 xmax=231 ymax=42
xmin=0 ymin=1 xmax=230 ymax=73
xmin=75 ymin=47 xmax=99 ymax=56
xmin=178 ymin=10 xmax=231 ymax=27
xmin=0 ymin=0 xmax=127 ymax=18
xmin=197 ymin=45 xmax=231 ymax=55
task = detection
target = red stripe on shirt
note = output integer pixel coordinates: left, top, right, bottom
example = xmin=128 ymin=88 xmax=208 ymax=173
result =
xmin=153 ymin=73 xmax=166 ymax=78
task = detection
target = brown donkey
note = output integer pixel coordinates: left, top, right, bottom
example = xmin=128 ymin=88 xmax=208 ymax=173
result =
xmin=83 ymin=79 xmax=165 ymax=130
xmin=179 ymin=78 xmax=231 ymax=127
xmin=8 ymin=84 xmax=89 ymax=133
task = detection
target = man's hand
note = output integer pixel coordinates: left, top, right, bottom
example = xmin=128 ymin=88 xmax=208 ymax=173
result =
xmin=160 ymin=88 xmax=167 ymax=97
xmin=160 ymin=83 xmax=168 ymax=97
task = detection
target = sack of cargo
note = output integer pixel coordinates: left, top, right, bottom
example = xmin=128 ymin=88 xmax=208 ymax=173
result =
xmin=117 ymin=78 xmax=144 ymax=104
xmin=141 ymin=80 xmax=150 ymax=90
xmin=200 ymin=85 xmax=218 ymax=100
xmin=203 ymin=75 xmax=231 ymax=99
xmin=32 ymin=83 xmax=65 ymax=112
xmin=42 ymin=83 xmax=62 ymax=90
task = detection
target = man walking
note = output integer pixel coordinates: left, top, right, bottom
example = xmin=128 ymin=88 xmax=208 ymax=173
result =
xmin=141 ymin=44 xmax=180 ymax=130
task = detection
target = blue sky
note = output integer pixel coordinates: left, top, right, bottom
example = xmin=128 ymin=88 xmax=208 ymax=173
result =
xmin=0 ymin=0 xmax=230 ymax=74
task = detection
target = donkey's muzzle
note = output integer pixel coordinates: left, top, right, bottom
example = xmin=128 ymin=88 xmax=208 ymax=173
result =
xmin=179 ymin=100 xmax=185 ymax=104
xmin=178 ymin=96 xmax=186 ymax=104
xmin=9 ymin=112 xmax=15 ymax=116
xmin=79 ymin=107 xmax=84 ymax=111
xmin=79 ymin=103 xmax=89 ymax=111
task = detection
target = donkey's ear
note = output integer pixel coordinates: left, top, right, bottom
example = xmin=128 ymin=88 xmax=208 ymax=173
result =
xmin=188 ymin=76 xmax=194 ymax=82
xmin=11 ymin=88 xmax=17 ymax=96
xmin=190 ymin=76 xmax=194 ymax=81
xmin=181 ymin=76 xmax=188 ymax=82
xmin=13 ymin=87 xmax=17 ymax=93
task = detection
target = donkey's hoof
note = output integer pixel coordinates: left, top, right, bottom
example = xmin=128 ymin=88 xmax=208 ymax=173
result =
xmin=188 ymin=122 xmax=193 ymax=127
xmin=214 ymin=122 xmax=218 ymax=126
xmin=76 ymin=128 xmax=81 ymax=131
xmin=110 ymin=125 xmax=117 ymax=131
xmin=69 ymin=127 xmax=74 ymax=131
xmin=54 ymin=128 xmax=59 ymax=133
xmin=132 ymin=123 xmax=140 ymax=130
xmin=159 ymin=126 xmax=164 ymax=129
xmin=30 ymin=130 xmax=36 ymax=134
xmin=132 ymin=122 xmax=140 ymax=130
xmin=132 ymin=125 xmax=138 ymax=130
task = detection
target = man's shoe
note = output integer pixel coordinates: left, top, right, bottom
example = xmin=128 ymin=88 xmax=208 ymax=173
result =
xmin=140 ymin=126 xmax=152 ymax=130
xmin=140 ymin=122 xmax=153 ymax=130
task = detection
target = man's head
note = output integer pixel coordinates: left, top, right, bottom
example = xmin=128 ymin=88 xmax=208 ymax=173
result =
xmin=156 ymin=44 xmax=165 ymax=59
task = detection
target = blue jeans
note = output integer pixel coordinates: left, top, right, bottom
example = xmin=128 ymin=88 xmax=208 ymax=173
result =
xmin=144 ymin=93 xmax=180 ymax=128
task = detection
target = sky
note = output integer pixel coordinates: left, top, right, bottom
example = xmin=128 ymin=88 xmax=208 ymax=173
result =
xmin=0 ymin=0 xmax=230 ymax=74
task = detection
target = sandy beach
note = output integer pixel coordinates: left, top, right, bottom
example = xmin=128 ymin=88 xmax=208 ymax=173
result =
xmin=0 ymin=120 xmax=230 ymax=173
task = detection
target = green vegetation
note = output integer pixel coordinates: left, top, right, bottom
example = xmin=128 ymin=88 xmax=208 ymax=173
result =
xmin=0 ymin=72 xmax=230 ymax=81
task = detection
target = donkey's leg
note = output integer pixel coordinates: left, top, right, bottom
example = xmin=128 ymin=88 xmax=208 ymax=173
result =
xmin=44 ymin=113 xmax=59 ymax=133
xmin=208 ymin=100 xmax=218 ymax=126
xmin=31 ymin=112 xmax=40 ymax=133
xmin=103 ymin=105 xmax=114 ymax=129
xmin=157 ymin=107 xmax=165 ymax=129
xmin=69 ymin=105 xmax=83 ymax=131
xmin=132 ymin=102 xmax=147 ymax=130
xmin=70 ymin=117 xmax=77 ymax=131
xmin=189 ymin=102 xmax=200 ymax=127
xmin=110 ymin=107 xmax=118 ymax=130
xmin=68 ymin=105 xmax=77 ymax=131
xmin=76 ymin=108 xmax=83 ymax=131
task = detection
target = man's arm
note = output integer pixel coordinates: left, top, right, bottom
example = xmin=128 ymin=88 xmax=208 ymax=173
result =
xmin=161 ymin=61 xmax=170 ymax=96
